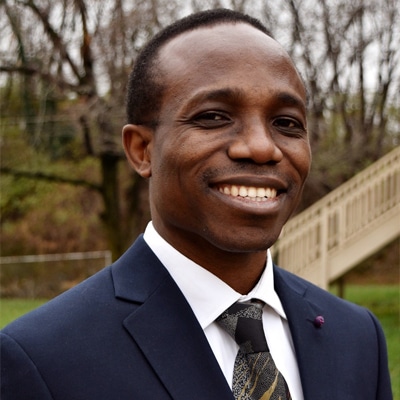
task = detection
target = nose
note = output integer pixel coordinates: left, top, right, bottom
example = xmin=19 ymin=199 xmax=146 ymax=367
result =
xmin=227 ymin=118 xmax=283 ymax=164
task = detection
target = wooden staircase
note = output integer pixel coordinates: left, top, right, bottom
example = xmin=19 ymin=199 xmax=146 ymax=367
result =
xmin=273 ymin=146 xmax=400 ymax=289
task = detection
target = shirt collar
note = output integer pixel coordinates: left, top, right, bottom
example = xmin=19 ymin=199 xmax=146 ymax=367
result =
xmin=143 ymin=222 xmax=287 ymax=329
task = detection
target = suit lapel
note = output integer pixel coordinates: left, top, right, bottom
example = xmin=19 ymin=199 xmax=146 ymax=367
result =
xmin=274 ymin=265 xmax=328 ymax=399
xmin=112 ymin=237 xmax=334 ymax=399
xmin=112 ymin=237 xmax=233 ymax=400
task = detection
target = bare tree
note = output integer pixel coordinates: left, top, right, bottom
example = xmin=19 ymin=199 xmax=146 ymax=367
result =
xmin=1 ymin=0 xmax=398 ymax=257
xmin=257 ymin=0 xmax=399 ymax=204
xmin=0 ymin=0 xmax=181 ymax=258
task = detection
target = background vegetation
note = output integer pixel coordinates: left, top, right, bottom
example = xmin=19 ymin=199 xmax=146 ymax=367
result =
xmin=1 ymin=0 xmax=399 ymax=261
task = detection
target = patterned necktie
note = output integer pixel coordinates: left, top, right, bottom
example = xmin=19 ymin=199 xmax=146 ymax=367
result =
xmin=217 ymin=300 xmax=291 ymax=400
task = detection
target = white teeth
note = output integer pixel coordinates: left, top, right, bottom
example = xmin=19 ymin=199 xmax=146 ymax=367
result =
xmin=239 ymin=186 xmax=247 ymax=197
xmin=218 ymin=185 xmax=277 ymax=200
xmin=256 ymin=187 xmax=266 ymax=197
xmin=247 ymin=187 xmax=257 ymax=197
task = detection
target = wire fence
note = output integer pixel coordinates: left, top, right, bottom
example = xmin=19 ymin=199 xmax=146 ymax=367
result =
xmin=0 ymin=251 xmax=112 ymax=298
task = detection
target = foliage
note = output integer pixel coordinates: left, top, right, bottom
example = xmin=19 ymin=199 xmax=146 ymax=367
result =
xmin=0 ymin=255 xmax=106 ymax=298
xmin=0 ymin=130 xmax=107 ymax=257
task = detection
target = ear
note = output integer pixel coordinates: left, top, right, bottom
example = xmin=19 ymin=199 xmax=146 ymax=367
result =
xmin=122 ymin=124 xmax=153 ymax=178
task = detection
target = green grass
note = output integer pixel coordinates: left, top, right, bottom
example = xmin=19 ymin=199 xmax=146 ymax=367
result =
xmin=1 ymin=285 xmax=399 ymax=398
xmin=0 ymin=298 xmax=47 ymax=328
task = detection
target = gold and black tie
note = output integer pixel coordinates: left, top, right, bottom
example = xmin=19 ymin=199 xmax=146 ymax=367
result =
xmin=217 ymin=300 xmax=291 ymax=400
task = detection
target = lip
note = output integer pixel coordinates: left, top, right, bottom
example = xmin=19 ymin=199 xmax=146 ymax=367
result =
xmin=211 ymin=186 xmax=283 ymax=215
xmin=209 ymin=175 xmax=287 ymax=214
xmin=209 ymin=175 xmax=287 ymax=193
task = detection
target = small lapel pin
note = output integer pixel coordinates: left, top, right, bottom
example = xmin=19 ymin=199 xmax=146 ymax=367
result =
xmin=313 ymin=315 xmax=325 ymax=328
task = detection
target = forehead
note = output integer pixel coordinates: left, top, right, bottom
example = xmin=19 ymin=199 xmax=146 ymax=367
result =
xmin=156 ymin=23 xmax=306 ymax=110
xmin=159 ymin=23 xmax=285 ymax=65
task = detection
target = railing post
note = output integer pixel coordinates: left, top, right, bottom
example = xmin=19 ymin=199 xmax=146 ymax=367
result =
xmin=319 ymin=206 xmax=329 ymax=289
xmin=274 ymin=147 xmax=400 ymax=287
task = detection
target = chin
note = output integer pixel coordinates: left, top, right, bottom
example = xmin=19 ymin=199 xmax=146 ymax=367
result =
xmin=208 ymin=230 xmax=281 ymax=253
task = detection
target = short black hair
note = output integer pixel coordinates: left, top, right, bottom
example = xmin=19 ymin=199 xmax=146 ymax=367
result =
xmin=126 ymin=8 xmax=272 ymax=127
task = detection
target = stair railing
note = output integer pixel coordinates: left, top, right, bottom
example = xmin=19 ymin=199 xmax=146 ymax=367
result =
xmin=273 ymin=146 xmax=400 ymax=288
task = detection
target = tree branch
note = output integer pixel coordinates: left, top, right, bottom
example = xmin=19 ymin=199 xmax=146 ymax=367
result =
xmin=0 ymin=65 xmax=82 ymax=93
xmin=23 ymin=0 xmax=82 ymax=81
xmin=0 ymin=167 xmax=102 ymax=192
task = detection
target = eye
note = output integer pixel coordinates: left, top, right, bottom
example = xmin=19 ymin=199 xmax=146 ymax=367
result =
xmin=273 ymin=117 xmax=306 ymax=137
xmin=192 ymin=111 xmax=232 ymax=128
xmin=200 ymin=113 xmax=223 ymax=121
xmin=274 ymin=117 xmax=301 ymax=128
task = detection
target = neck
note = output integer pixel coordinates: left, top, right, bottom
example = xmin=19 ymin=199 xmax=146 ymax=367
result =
xmin=151 ymin=221 xmax=269 ymax=294
xmin=181 ymin=246 xmax=268 ymax=294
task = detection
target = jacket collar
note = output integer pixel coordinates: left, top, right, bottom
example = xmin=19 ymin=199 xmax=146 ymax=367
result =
xmin=112 ymin=237 xmax=330 ymax=399
xmin=274 ymin=265 xmax=328 ymax=399
xmin=111 ymin=236 xmax=233 ymax=400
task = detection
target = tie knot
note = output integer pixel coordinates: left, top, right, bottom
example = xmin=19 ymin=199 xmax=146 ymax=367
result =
xmin=217 ymin=300 xmax=268 ymax=354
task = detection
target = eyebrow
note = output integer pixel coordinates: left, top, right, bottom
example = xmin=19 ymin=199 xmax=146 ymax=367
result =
xmin=276 ymin=92 xmax=307 ymax=112
xmin=184 ymin=88 xmax=244 ymax=109
xmin=182 ymin=87 xmax=306 ymax=113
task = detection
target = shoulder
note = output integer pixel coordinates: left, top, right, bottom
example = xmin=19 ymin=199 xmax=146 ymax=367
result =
xmin=275 ymin=264 xmax=355 ymax=305
xmin=1 ymin=235 xmax=168 ymax=348
xmin=273 ymin=265 xmax=392 ymax=398
xmin=273 ymin=264 xmax=383 ymax=333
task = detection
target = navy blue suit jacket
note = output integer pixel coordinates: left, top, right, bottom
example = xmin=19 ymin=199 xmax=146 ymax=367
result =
xmin=1 ymin=236 xmax=392 ymax=399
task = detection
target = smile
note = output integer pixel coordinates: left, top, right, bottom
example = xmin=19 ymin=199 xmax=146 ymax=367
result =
xmin=217 ymin=185 xmax=278 ymax=201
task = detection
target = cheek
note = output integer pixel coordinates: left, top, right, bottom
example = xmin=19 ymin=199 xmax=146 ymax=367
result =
xmin=288 ymin=141 xmax=311 ymax=181
xmin=164 ymin=139 xmax=220 ymax=181
xmin=150 ymin=140 xmax=201 ymax=200
xmin=302 ymin=145 xmax=312 ymax=177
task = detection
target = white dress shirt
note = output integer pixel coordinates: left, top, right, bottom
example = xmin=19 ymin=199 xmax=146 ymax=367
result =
xmin=143 ymin=222 xmax=304 ymax=400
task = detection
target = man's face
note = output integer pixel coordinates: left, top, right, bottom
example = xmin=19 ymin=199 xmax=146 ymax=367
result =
xmin=127 ymin=23 xmax=311 ymax=264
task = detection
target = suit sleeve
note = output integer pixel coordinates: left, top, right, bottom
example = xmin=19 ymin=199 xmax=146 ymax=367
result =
xmin=366 ymin=311 xmax=393 ymax=400
xmin=1 ymin=332 xmax=54 ymax=400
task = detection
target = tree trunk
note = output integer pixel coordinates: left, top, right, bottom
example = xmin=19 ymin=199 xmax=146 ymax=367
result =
xmin=99 ymin=153 xmax=124 ymax=260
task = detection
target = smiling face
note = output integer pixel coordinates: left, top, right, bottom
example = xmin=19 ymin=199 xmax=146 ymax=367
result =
xmin=123 ymin=23 xmax=311 ymax=282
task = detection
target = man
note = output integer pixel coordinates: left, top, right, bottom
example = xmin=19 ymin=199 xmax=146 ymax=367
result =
xmin=1 ymin=9 xmax=392 ymax=400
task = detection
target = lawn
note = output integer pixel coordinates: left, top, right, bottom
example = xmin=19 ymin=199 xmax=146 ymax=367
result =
xmin=1 ymin=285 xmax=399 ymax=398
xmin=0 ymin=298 xmax=47 ymax=328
